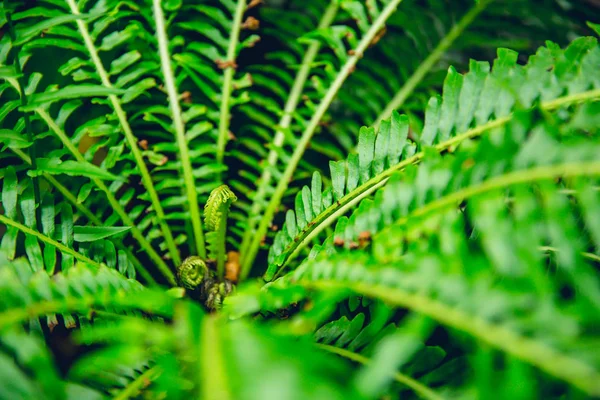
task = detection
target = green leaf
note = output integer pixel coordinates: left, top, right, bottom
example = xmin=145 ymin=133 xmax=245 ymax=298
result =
xmin=60 ymin=204 xmax=74 ymax=272
xmin=23 ymin=85 xmax=124 ymax=111
xmin=330 ymin=160 xmax=346 ymax=202
xmin=1 ymin=167 xmax=19 ymax=259
xmin=588 ymin=21 xmax=600 ymax=36
xmin=14 ymin=13 xmax=99 ymax=46
xmin=0 ymin=66 xmax=21 ymax=79
xmin=28 ymin=158 xmax=121 ymax=181
xmin=73 ymin=226 xmax=132 ymax=242
xmin=358 ymin=127 xmax=376 ymax=184
xmin=0 ymin=129 xmax=32 ymax=150
xmin=41 ymin=193 xmax=57 ymax=274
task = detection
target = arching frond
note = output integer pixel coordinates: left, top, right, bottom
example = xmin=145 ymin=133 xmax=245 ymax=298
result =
xmin=267 ymin=37 xmax=600 ymax=280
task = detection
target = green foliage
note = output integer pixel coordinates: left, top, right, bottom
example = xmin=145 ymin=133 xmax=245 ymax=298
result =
xmin=1 ymin=0 xmax=599 ymax=398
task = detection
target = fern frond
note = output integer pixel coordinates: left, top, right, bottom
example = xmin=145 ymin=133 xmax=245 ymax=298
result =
xmin=266 ymin=38 xmax=600 ymax=280
xmin=152 ymin=0 xmax=206 ymax=259
xmin=64 ymin=0 xmax=182 ymax=265
xmin=327 ymin=0 xmax=597 ymax=153
xmin=374 ymin=0 xmax=490 ymax=126
xmin=318 ymin=340 xmax=442 ymax=400
xmin=241 ymin=0 xmax=405 ymax=279
xmin=260 ymin=115 xmax=600 ymax=395
xmin=0 ymin=255 xmax=173 ymax=331
xmin=217 ymin=0 xmax=249 ymax=168
xmin=8 ymin=149 xmax=155 ymax=284
xmin=235 ymin=0 xmax=339 ymax=263
xmin=71 ymin=301 xmax=364 ymax=399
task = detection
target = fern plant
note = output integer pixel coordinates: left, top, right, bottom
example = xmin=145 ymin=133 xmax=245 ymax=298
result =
xmin=1 ymin=0 xmax=599 ymax=398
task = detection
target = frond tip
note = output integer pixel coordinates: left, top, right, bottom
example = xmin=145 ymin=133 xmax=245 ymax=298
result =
xmin=204 ymin=185 xmax=238 ymax=232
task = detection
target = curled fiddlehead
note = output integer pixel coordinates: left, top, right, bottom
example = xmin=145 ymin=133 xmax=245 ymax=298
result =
xmin=204 ymin=185 xmax=237 ymax=279
xmin=176 ymin=256 xmax=234 ymax=310
xmin=177 ymin=256 xmax=208 ymax=290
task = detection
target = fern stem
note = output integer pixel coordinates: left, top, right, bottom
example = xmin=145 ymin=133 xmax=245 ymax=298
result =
xmin=215 ymin=219 xmax=228 ymax=280
xmin=5 ymin=12 xmax=41 ymax=225
xmin=113 ymin=366 xmax=161 ymax=400
xmin=217 ymin=0 xmax=246 ymax=170
xmin=65 ymin=0 xmax=181 ymax=266
xmin=379 ymin=160 xmax=600 ymax=236
xmin=238 ymin=0 xmax=339 ymax=266
xmin=201 ymin=316 xmax=231 ymax=400
xmin=316 ymin=344 xmax=443 ymax=400
xmin=10 ymin=149 xmax=157 ymax=285
xmin=307 ymin=280 xmax=600 ymax=396
xmin=240 ymin=0 xmax=405 ymax=280
xmin=152 ymin=0 xmax=206 ymax=259
xmin=35 ymin=109 xmax=175 ymax=285
xmin=0 ymin=214 xmax=101 ymax=268
xmin=269 ymin=88 xmax=600 ymax=277
xmin=374 ymin=0 xmax=490 ymax=126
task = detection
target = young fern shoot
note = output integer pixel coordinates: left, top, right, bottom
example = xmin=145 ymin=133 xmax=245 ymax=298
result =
xmin=204 ymin=185 xmax=237 ymax=280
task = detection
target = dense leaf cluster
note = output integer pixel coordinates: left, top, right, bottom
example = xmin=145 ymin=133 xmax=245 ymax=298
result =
xmin=0 ymin=0 xmax=599 ymax=398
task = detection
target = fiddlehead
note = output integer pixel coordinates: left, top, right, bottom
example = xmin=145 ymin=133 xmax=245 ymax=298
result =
xmin=177 ymin=256 xmax=208 ymax=290
xmin=204 ymin=185 xmax=238 ymax=279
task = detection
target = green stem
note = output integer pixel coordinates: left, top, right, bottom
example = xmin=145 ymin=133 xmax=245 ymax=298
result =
xmin=238 ymin=1 xmax=339 ymax=263
xmin=10 ymin=149 xmax=156 ymax=285
xmin=306 ymin=280 xmax=600 ymax=397
xmin=65 ymin=0 xmax=181 ymax=266
xmin=240 ymin=0 xmax=404 ymax=279
xmin=200 ymin=316 xmax=231 ymax=400
xmin=217 ymin=0 xmax=246 ymax=170
xmin=316 ymin=343 xmax=443 ymax=400
xmin=216 ymin=218 xmax=228 ymax=280
xmin=35 ymin=109 xmax=175 ymax=285
xmin=0 ymin=214 xmax=101 ymax=268
xmin=374 ymin=0 xmax=490 ymax=127
xmin=268 ymin=88 xmax=600 ymax=278
xmin=5 ymin=12 xmax=41 ymax=225
xmin=113 ymin=366 xmax=161 ymax=400
xmin=153 ymin=0 xmax=206 ymax=258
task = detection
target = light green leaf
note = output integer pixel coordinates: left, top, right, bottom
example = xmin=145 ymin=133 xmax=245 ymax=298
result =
xmin=0 ymin=129 xmax=32 ymax=150
xmin=0 ymin=66 xmax=21 ymax=79
xmin=28 ymin=158 xmax=121 ymax=181
xmin=0 ymin=167 xmax=19 ymax=259
xmin=15 ymin=13 xmax=99 ymax=46
xmin=23 ymin=85 xmax=124 ymax=111
xmin=73 ymin=226 xmax=132 ymax=242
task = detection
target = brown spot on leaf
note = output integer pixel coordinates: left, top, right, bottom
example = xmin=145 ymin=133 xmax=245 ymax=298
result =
xmin=462 ymin=158 xmax=475 ymax=169
xmin=181 ymin=91 xmax=192 ymax=104
xmin=369 ymin=26 xmax=387 ymax=47
xmin=248 ymin=0 xmax=263 ymax=8
xmin=216 ymin=59 xmax=238 ymax=70
xmin=358 ymin=231 xmax=371 ymax=246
